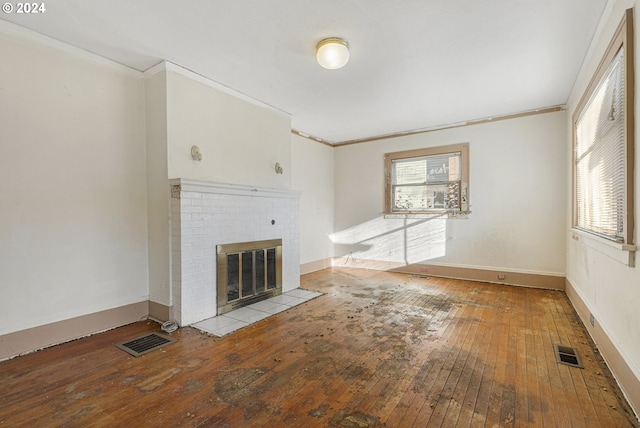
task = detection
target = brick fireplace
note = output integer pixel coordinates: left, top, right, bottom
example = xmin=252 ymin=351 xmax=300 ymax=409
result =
xmin=169 ymin=179 xmax=300 ymax=326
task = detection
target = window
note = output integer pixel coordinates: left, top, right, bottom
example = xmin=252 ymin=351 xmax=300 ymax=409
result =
xmin=384 ymin=143 xmax=469 ymax=214
xmin=573 ymin=9 xmax=634 ymax=245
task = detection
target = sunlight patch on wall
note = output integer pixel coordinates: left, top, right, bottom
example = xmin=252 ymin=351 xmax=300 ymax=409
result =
xmin=330 ymin=215 xmax=447 ymax=264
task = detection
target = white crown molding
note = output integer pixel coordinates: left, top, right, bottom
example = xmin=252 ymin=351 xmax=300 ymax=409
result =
xmin=0 ymin=19 xmax=143 ymax=78
xmin=145 ymin=61 xmax=291 ymax=119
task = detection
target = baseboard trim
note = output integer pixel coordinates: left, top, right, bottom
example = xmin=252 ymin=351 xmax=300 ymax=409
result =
xmin=148 ymin=300 xmax=171 ymax=322
xmin=0 ymin=301 xmax=148 ymax=361
xmin=565 ymin=279 xmax=640 ymax=419
xmin=300 ymin=258 xmax=334 ymax=275
xmin=334 ymin=257 xmax=565 ymax=290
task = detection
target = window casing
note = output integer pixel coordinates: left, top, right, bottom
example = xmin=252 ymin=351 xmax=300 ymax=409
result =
xmin=384 ymin=143 xmax=469 ymax=214
xmin=573 ymin=9 xmax=635 ymax=245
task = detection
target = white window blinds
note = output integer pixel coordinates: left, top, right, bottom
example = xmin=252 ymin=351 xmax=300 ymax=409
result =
xmin=575 ymin=48 xmax=626 ymax=242
xmin=391 ymin=152 xmax=462 ymax=211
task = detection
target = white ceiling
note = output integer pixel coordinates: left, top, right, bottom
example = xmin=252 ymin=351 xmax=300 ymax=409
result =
xmin=2 ymin=0 xmax=607 ymax=144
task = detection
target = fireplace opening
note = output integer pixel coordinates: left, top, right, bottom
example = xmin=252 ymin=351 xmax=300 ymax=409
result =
xmin=217 ymin=239 xmax=282 ymax=315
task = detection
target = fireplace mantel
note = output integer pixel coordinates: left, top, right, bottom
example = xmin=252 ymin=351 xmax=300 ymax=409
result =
xmin=169 ymin=178 xmax=301 ymax=200
xmin=169 ymin=178 xmax=301 ymax=326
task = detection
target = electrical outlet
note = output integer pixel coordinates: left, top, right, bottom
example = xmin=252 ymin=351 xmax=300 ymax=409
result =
xmin=589 ymin=313 xmax=595 ymax=327
xmin=497 ymin=274 xmax=506 ymax=280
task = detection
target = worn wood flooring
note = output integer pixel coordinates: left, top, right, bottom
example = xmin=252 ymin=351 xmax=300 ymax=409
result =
xmin=0 ymin=267 xmax=637 ymax=427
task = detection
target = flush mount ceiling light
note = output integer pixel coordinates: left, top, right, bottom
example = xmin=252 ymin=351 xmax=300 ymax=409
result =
xmin=316 ymin=38 xmax=350 ymax=70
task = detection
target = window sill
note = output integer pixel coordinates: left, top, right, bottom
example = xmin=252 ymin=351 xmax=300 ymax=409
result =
xmin=384 ymin=211 xmax=471 ymax=219
xmin=570 ymin=228 xmax=636 ymax=267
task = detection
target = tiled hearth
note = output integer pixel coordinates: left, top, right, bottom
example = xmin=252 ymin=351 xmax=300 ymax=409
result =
xmin=193 ymin=288 xmax=322 ymax=336
xmin=169 ymin=179 xmax=301 ymax=326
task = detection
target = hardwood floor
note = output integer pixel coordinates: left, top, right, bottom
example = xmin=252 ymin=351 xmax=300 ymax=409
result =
xmin=1 ymin=268 xmax=637 ymax=427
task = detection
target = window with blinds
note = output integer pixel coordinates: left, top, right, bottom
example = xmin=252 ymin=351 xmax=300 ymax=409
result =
xmin=573 ymin=9 xmax=634 ymax=245
xmin=384 ymin=143 xmax=469 ymax=214
xmin=575 ymin=49 xmax=625 ymax=241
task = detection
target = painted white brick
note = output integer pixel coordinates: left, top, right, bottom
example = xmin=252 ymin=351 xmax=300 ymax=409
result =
xmin=169 ymin=180 xmax=301 ymax=326
xmin=182 ymin=205 xmax=203 ymax=213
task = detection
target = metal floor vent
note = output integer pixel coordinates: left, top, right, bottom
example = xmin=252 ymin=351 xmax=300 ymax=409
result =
xmin=115 ymin=333 xmax=176 ymax=357
xmin=554 ymin=344 xmax=583 ymax=368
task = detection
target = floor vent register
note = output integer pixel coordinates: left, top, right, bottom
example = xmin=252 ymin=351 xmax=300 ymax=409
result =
xmin=115 ymin=333 xmax=176 ymax=357
xmin=553 ymin=344 xmax=583 ymax=368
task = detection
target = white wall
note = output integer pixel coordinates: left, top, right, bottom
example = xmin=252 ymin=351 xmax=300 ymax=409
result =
xmin=145 ymin=71 xmax=170 ymax=306
xmin=0 ymin=26 xmax=149 ymax=335
xmin=333 ymin=111 xmax=567 ymax=276
xmin=166 ymin=70 xmax=292 ymax=189
xmin=565 ymin=0 xmax=640 ymax=405
xmin=291 ymin=134 xmax=335 ymax=266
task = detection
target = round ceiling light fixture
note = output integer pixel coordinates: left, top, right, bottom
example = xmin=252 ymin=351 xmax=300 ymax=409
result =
xmin=316 ymin=37 xmax=350 ymax=70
